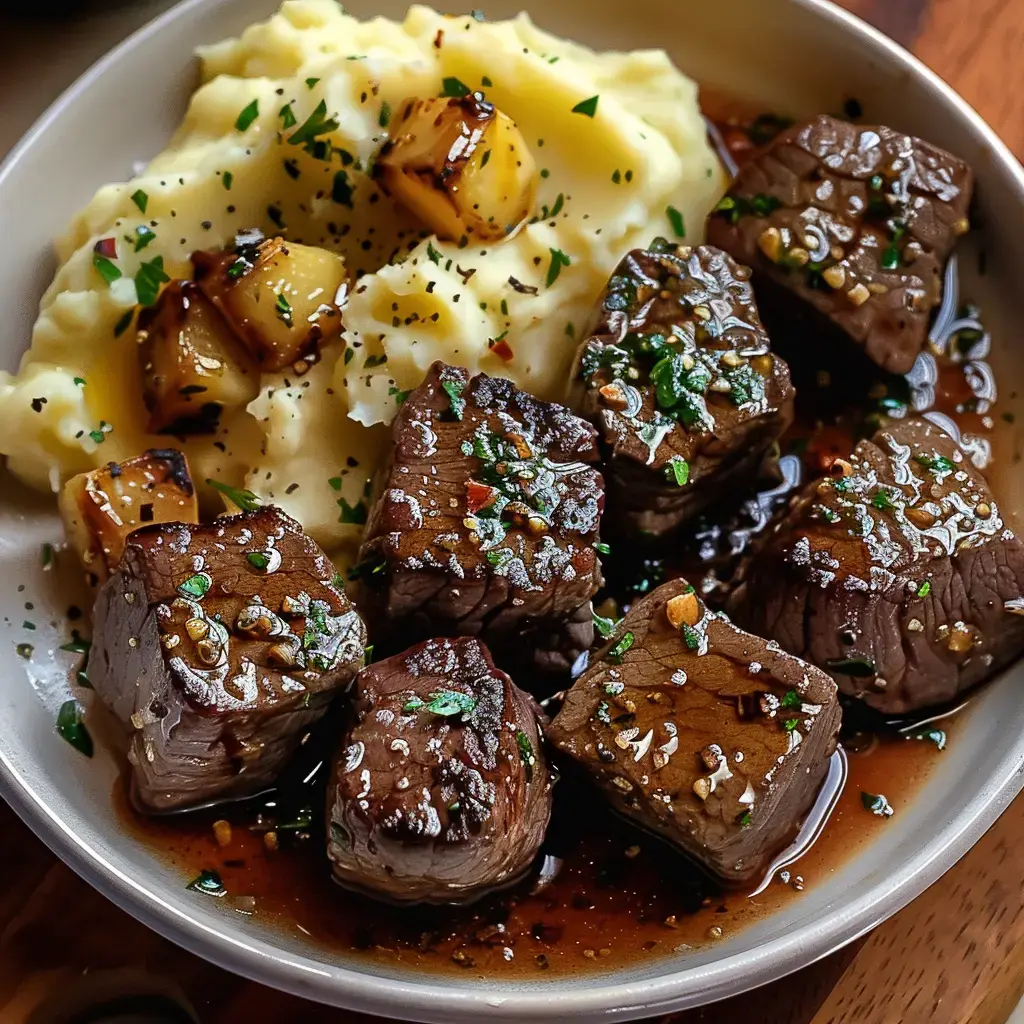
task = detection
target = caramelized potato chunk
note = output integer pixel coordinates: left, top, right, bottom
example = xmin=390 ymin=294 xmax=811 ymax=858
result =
xmin=137 ymin=281 xmax=259 ymax=433
xmin=375 ymin=93 xmax=536 ymax=243
xmin=59 ymin=449 xmax=198 ymax=582
xmin=194 ymin=231 xmax=346 ymax=372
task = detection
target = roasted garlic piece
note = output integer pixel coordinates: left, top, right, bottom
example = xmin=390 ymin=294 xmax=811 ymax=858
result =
xmin=137 ymin=281 xmax=259 ymax=434
xmin=194 ymin=231 xmax=346 ymax=372
xmin=375 ymin=93 xmax=536 ymax=243
xmin=59 ymin=449 xmax=198 ymax=582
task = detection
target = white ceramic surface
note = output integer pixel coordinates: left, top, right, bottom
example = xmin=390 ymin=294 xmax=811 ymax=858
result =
xmin=1 ymin=0 xmax=1022 ymax=1020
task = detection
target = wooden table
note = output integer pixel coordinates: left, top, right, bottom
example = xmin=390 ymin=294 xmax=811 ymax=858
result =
xmin=2 ymin=2 xmax=1023 ymax=1022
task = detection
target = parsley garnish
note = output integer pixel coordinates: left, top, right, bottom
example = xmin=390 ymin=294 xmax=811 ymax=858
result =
xmin=917 ymin=581 xmax=931 ymax=597
xmin=738 ymin=810 xmax=753 ymax=828
xmin=246 ymin=552 xmax=270 ymax=571
xmin=41 ymin=543 xmax=54 ymax=568
xmin=177 ymin=573 xmax=211 ymax=599
xmin=88 ymin=421 xmax=111 ymax=444
xmin=113 ymin=310 xmax=134 ymax=338
xmin=275 ymin=292 xmax=293 ymax=327
xmin=223 ymin=171 xmax=233 ymax=190
xmin=134 ymin=225 xmax=155 ymax=252
xmin=379 ymin=101 xmax=392 ymax=128
xmin=546 ymin=248 xmax=571 ymax=287
xmin=332 ymin=170 xmax=354 ymax=207
xmin=206 ymin=478 xmax=262 ymax=511
xmin=408 ymin=689 xmax=477 ymax=717
xmin=442 ymin=77 xmax=470 ymax=97
xmin=56 ymin=700 xmax=93 ymax=757
xmin=427 ymin=241 xmax=442 ymax=264
xmin=130 ymin=189 xmax=148 ymax=213
xmin=872 ymin=490 xmax=895 ymax=511
xmin=279 ymin=103 xmax=297 ymax=129
xmin=187 ymin=870 xmax=227 ymax=897
xmin=914 ymin=453 xmax=954 ymax=474
xmin=516 ymin=729 xmax=536 ymax=781
xmin=725 ymin=364 xmax=766 ymax=406
xmin=593 ymin=610 xmax=621 ymax=640
xmin=783 ymin=718 xmax=800 ymax=732
xmin=664 ymin=457 xmax=689 ymax=487
xmin=337 ymin=497 xmax=368 ymax=524
xmin=681 ymin=623 xmax=702 ymax=650
xmin=606 ymin=630 xmax=635 ymax=663
xmin=666 ymin=205 xmax=686 ymax=238
xmin=861 ymin=792 xmax=894 ymax=818
xmin=134 ymin=255 xmax=169 ymax=307
xmin=780 ymin=690 xmax=801 ymax=709
xmin=73 ymin=376 xmax=86 ymax=386
xmin=235 ymin=99 xmax=260 ymax=131
xmin=388 ymin=386 xmax=411 ymax=405
xmin=572 ymin=95 xmax=599 ymax=117
xmin=364 ymin=354 xmax=387 ymax=368
xmin=92 ymin=253 xmax=121 ymax=283
xmin=593 ymin=541 xmax=610 ymax=555
xmin=442 ymin=378 xmax=466 ymax=419
xmin=825 ymin=656 xmax=876 ymax=677
xmin=288 ymin=100 xmax=339 ymax=154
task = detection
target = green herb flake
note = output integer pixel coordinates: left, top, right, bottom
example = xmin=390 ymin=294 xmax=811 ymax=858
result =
xmin=861 ymin=791 xmax=894 ymax=818
xmin=275 ymin=291 xmax=294 ymax=327
xmin=235 ymin=99 xmax=260 ymax=132
xmin=60 ymin=637 xmax=91 ymax=655
xmin=593 ymin=541 xmax=610 ymax=555
xmin=177 ymin=573 xmax=212 ymax=599
xmin=872 ymin=490 xmax=896 ymax=511
xmin=388 ymin=387 xmax=411 ymax=405
xmin=912 ymin=727 xmax=947 ymax=750
xmin=546 ymin=248 xmax=571 ymax=287
xmin=481 ymin=75 xmax=493 ymax=87
xmin=917 ymin=581 xmax=931 ymax=597
xmin=914 ymin=453 xmax=955 ymax=475
xmin=92 ymin=253 xmax=121 ymax=284
xmin=222 ymin=171 xmax=234 ymax=191
xmin=134 ymin=225 xmax=156 ymax=252
xmin=442 ymin=76 xmax=470 ymax=98
xmin=681 ymin=623 xmax=701 ymax=650
xmin=516 ymin=729 xmax=536 ymax=780
xmin=427 ymin=241 xmax=442 ymax=265
xmin=306 ymin=77 xmax=320 ymax=89
xmin=442 ymin=378 xmax=466 ymax=420
xmin=288 ymin=100 xmax=339 ymax=153
xmin=666 ymin=205 xmax=686 ymax=238
xmin=279 ymin=102 xmax=298 ymax=129
xmin=88 ymin=422 xmax=111 ymax=444
xmin=421 ymin=689 xmax=477 ymax=717
xmin=363 ymin=353 xmax=387 ymax=368
xmin=825 ymin=656 xmax=876 ymax=677
xmin=56 ymin=700 xmax=93 ymax=757
xmin=16 ymin=643 xmax=33 ymax=660
xmin=337 ymin=497 xmax=368 ymax=525
xmin=572 ymin=95 xmax=599 ymax=118
xmin=130 ymin=189 xmax=148 ymax=213
xmin=41 ymin=543 xmax=54 ymax=569
xmin=134 ymin=255 xmax=170 ymax=307
xmin=206 ymin=478 xmax=262 ymax=512
xmin=77 ymin=670 xmax=91 ymax=689
xmin=664 ymin=457 xmax=690 ymax=487
xmin=73 ymin=376 xmax=87 ymax=386
xmin=593 ymin=610 xmax=622 ymax=640
xmin=246 ymin=552 xmax=270 ymax=571
xmin=187 ymin=869 xmax=227 ymax=897
xmin=606 ymin=630 xmax=635 ymax=664
xmin=780 ymin=690 xmax=801 ymax=709
xmin=379 ymin=101 xmax=392 ymax=128
xmin=738 ymin=810 xmax=752 ymax=828
xmin=783 ymin=718 xmax=800 ymax=732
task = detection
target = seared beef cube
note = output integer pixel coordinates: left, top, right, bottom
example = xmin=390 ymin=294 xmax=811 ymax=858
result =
xmin=59 ymin=449 xmax=199 ymax=584
xmin=730 ymin=417 xmax=1024 ymax=713
xmin=706 ymin=115 xmax=973 ymax=375
xmin=88 ymin=506 xmax=366 ymax=812
xmin=356 ymin=362 xmax=604 ymax=671
xmin=575 ymin=243 xmax=794 ymax=538
xmin=547 ymin=578 xmax=839 ymax=885
xmin=327 ymin=637 xmax=552 ymax=904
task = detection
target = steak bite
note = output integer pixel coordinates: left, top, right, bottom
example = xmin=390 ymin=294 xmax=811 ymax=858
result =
xmin=729 ymin=417 xmax=1024 ymax=714
xmin=327 ymin=637 xmax=552 ymax=904
xmin=355 ymin=362 xmax=604 ymax=673
xmin=88 ymin=506 xmax=367 ymax=813
xmin=706 ymin=115 xmax=974 ymax=376
xmin=547 ymin=578 xmax=840 ymax=886
xmin=575 ymin=242 xmax=794 ymax=539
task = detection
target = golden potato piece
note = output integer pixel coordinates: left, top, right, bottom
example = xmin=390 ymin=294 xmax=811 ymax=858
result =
xmin=137 ymin=280 xmax=259 ymax=434
xmin=59 ymin=449 xmax=199 ymax=583
xmin=194 ymin=232 xmax=346 ymax=372
xmin=375 ymin=93 xmax=536 ymax=243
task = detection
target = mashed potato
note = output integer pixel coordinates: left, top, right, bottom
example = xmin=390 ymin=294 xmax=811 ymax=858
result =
xmin=0 ymin=0 xmax=724 ymax=556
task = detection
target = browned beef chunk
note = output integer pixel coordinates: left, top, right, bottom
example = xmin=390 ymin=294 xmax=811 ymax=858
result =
xmin=574 ymin=243 xmax=794 ymax=539
xmin=729 ymin=417 xmax=1024 ymax=714
xmin=706 ymin=115 xmax=973 ymax=376
xmin=547 ymin=578 xmax=839 ymax=886
xmin=326 ymin=637 xmax=552 ymax=904
xmin=355 ymin=361 xmax=604 ymax=678
xmin=88 ymin=506 xmax=367 ymax=812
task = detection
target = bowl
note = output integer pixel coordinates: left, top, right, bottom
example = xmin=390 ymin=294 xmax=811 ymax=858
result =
xmin=1 ymin=0 xmax=1022 ymax=1019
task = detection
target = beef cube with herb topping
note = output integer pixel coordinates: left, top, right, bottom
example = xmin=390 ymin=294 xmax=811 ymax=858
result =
xmin=88 ymin=505 xmax=367 ymax=812
xmin=706 ymin=115 xmax=974 ymax=376
xmin=327 ymin=637 xmax=552 ymax=904
xmin=574 ymin=242 xmax=794 ymax=539
xmin=729 ymin=417 xmax=1024 ymax=713
xmin=354 ymin=361 xmax=604 ymax=680
xmin=547 ymin=578 xmax=840 ymax=885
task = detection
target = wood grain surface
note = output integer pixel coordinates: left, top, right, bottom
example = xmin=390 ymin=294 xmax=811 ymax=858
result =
xmin=1 ymin=1 xmax=1022 ymax=1022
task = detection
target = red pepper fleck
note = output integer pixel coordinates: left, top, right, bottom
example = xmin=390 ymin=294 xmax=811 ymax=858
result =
xmin=491 ymin=339 xmax=514 ymax=362
xmin=93 ymin=237 xmax=118 ymax=259
xmin=465 ymin=480 xmax=497 ymax=513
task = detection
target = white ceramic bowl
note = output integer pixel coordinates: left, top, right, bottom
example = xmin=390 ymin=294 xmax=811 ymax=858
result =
xmin=1 ymin=0 xmax=1022 ymax=1020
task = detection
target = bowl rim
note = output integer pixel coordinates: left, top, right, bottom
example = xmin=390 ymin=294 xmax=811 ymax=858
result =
xmin=2 ymin=0 xmax=1023 ymax=1019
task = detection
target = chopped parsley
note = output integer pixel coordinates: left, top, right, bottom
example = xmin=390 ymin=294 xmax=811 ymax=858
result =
xmin=379 ymin=100 xmax=392 ymax=128
xmin=572 ymin=95 xmax=599 ymax=118
xmin=275 ymin=291 xmax=294 ymax=327
xmin=516 ymin=729 xmax=536 ymax=781
xmin=88 ymin=422 xmax=111 ymax=444
xmin=872 ymin=490 xmax=896 ymax=511
xmin=406 ymin=689 xmax=477 ymax=717
xmin=725 ymin=364 xmax=766 ymax=406
xmin=681 ymin=623 xmax=702 ymax=650
xmin=780 ymin=690 xmax=801 ymax=709
xmin=442 ymin=378 xmax=466 ymax=419
xmin=288 ymin=100 xmax=339 ymax=154
xmin=56 ymin=700 xmax=93 ymax=757
xmin=305 ymin=77 xmax=320 ymax=88
xmin=738 ymin=810 xmax=753 ymax=828
xmin=177 ymin=573 xmax=211 ymax=599
xmin=825 ymin=656 xmax=876 ymax=677
xmin=235 ymin=99 xmax=260 ymax=132
xmin=914 ymin=453 xmax=955 ymax=474
xmin=134 ymin=225 xmax=156 ymax=252
xmin=187 ymin=869 xmax=227 ymax=897
xmin=593 ymin=609 xmax=622 ymax=640
xmin=546 ymin=247 xmax=571 ymax=287
xmin=783 ymin=718 xmax=800 ymax=732
xmin=279 ymin=102 xmax=298 ymax=129
xmin=206 ymin=478 xmax=262 ymax=511
xmin=427 ymin=241 xmax=442 ymax=264
xmin=246 ymin=552 xmax=270 ymax=571
xmin=337 ymin=497 xmax=368 ymax=524
xmin=364 ymin=353 xmax=387 ymax=368
xmin=441 ymin=76 xmax=471 ymax=97
xmin=92 ymin=253 xmax=121 ymax=284
xmin=664 ymin=457 xmax=690 ymax=487
xmin=134 ymin=255 xmax=169 ymax=307
xmin=861 ymin=791 xmax=894 ymax=818
xmin=388 ymin=386 xmax=411 ymax=405
xmin=130 ymin=189 xmax=148 ymax=213
xmin=713 ymin=192 xmax=782 ymax=223
xmin=113 ymin=310 xmax=134 ymax=338
xmin=593 ymin=541 xmax=610 ymax=555
xmin=222 ymin=171 xmax=233 ymax=190
xmin=60 ymin=636 xmax=91 ymax=655
xmin=666 ymin=205 xmax=686 ymax=238
xmin=606 ymin=630 xmax=635 ymax=663
xmin=41 ymin=543 xmax=54 ymax=568
xmin=347 ymin=552 xmax=388 ymax=582
xmin=917 ymin=581 xmax=931 ymax=597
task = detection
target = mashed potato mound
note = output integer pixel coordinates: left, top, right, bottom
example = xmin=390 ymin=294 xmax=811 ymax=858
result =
xmin=0 ymin=0 xmax=724 ymax=556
